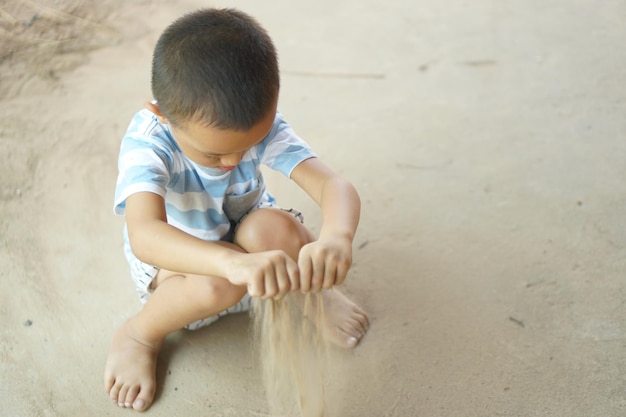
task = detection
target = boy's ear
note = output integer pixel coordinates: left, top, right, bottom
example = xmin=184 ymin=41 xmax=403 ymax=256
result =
xmin=144 ymin=101 xmax=169 ymax=124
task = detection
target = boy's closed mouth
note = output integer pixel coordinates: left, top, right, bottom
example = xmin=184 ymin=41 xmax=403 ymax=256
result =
xmin=218 ymin=166 xmax=236 ymax=172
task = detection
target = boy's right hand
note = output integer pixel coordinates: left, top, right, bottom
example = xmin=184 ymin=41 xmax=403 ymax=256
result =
xmin=225 ymin=251 xmax=300 ymax=300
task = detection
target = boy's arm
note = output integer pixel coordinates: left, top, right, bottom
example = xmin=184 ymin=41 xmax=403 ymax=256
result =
xmin=125 ymin=191 xmax=298 ymax=298
xmin=290 ymin=157 xmax=361 ymax=292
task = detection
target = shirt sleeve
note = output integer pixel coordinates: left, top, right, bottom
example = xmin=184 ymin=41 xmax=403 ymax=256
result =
xmin=258 ymin=112 xmax=317 ymax=177
xmin=113 ymin=136 xmax=171 ymax=215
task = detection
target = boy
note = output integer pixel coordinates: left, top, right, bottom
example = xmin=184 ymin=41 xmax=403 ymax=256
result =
xmin=104 ymin=8 xmax=369 ymax=412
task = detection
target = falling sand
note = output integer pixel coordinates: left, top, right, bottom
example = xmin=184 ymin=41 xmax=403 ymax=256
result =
xmin=252 ymin=292 xmax=329 ymax=417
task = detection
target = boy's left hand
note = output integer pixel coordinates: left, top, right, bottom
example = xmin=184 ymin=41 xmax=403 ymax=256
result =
xmin=297 ymin=235 xmax=353 ymax=292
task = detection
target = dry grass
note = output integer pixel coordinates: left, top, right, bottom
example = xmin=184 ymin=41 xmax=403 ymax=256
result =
xmin=0 ymin=0 xmax=119 ymax=98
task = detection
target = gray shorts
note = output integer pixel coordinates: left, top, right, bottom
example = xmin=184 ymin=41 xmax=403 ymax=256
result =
xmin=127 ymin=206 xmax=304 ymax=330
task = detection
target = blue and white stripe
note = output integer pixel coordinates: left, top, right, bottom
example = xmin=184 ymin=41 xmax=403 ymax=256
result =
xmin=114 ymin=109 xmax=316 ymax=264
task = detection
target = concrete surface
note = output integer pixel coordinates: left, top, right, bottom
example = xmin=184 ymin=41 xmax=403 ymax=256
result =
xmin=1 ymin=0 xmax=625 ymax=416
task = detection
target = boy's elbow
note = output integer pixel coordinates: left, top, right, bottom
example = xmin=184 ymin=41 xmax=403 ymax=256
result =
xmin=127 ymin=224 xmax=157 ymax=264
xmin=340 ymin=177 xmax=361 ymax=205
xmin=350 ymin=181 xmax=361 ymax=203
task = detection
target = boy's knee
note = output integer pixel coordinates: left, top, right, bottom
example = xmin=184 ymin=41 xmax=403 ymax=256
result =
xmin=234 ymin=209 xmax=313 ymax=253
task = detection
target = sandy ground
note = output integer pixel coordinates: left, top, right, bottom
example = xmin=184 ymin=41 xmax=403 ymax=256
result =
xmin=1 ymin=0 xmax=625 ymax=416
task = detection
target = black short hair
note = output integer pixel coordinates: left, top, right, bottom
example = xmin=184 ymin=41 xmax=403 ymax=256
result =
xmin=151 ymin=8 xmax=279 ymax=130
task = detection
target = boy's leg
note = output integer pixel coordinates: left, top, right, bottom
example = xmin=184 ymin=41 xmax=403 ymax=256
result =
xmin=104 ymin=244 xmax=247 ymax=411
xmin=234 ymin=208 xmax=369 ymax=348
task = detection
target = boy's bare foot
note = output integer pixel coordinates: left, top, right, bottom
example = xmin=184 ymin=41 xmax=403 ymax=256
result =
xmin=104 ymin=320 xmax=160 ymax=411
xmin=319 ymin=290 xmax=369 ymax=349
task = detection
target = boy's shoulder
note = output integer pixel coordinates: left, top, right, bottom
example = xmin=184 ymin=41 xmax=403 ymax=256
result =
xmin=256 ymin=111 xmax=306 ymax=152
xmin=121 ymin=109 xmax=180 ymax=157
xmin=125 ymin=109 xmax=172 ymax=143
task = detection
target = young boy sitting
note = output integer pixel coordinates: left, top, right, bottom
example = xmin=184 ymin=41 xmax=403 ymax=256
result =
xmin=104 ymin=8 xmax=369 ymax=412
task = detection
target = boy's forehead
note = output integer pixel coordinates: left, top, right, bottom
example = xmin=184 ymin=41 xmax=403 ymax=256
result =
xmin=180 ymin=111 xmax=275 ymax=154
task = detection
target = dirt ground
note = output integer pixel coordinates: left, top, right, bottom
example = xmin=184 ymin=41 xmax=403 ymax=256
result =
xmin=1 ymin=0 xmax=625 ymax=416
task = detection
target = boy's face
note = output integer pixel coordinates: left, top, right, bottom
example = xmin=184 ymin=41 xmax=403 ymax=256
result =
xmin=146 ymin=102 xmax=275 ymax=170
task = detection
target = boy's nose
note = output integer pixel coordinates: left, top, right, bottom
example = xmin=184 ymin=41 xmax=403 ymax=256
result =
xmin=221 ymin=152 xmax=243 ymax=167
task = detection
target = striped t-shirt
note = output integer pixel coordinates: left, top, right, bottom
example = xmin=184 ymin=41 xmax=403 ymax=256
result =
xmin=114 ymin=109 xmax=316 ymax=256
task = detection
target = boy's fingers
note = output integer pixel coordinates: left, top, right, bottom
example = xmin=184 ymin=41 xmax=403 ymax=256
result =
xmin=262 ymin=269 xmax=277 ymax=299
xmin=287 ymin=259 xmax=300 ymax=292
xmin=322 ymin=262 xmax=337 ymax=290
xmin=274 ymin=262 xmax=291 ymax=299
xmin=310 ymin=260 xmax=324 ymax=292
xmin=298 ymin=256 xmax=312 ymax=293
xmin=334 ymin=260 xmax=350 ymax=286
xmin=248 ymin=275 xmax=264 ymax=298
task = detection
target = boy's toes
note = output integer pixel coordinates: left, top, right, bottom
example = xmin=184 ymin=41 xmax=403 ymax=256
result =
xmin=334 ymin=327 xmax=364 ymax=349
xmin=357 ymin=311 xmax=369 ymax=330
xmin=133 ymin=399 xmax=146 ymax=411
xmin=343 ymin=333 xmax=361 ymax=348
xmin=108 ymin=382 xmax=121 ymax=403
xmin=117 ymin=385 xmax=130 ymax=406
xmin=124 ymin=385 xmax=140 ymax=408
xmin=133 ymin=384 xmax=156 ymax=411
xmin=133 ymin=395 xmax=150 ymax=411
